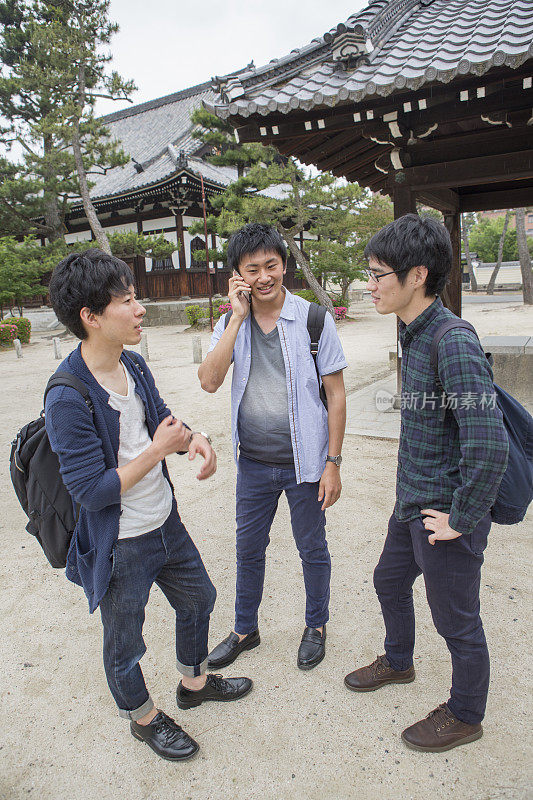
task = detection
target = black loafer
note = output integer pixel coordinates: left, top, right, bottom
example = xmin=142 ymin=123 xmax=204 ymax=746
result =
xmin=177 ymin=673 xmax=253 ymax=709
xmin=207 ymin=629 xmax=260 ymax=669
xmin=297 ymin=625 xmax=326 ymax=670
xmin=130 ymin=711 xmax=199 ymax=761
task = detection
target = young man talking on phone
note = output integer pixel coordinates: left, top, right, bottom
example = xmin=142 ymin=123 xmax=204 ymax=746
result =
xmin=198 ymin=223 xmax=347 ymax=671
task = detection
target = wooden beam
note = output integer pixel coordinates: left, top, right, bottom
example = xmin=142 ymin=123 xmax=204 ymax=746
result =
xmin=401 ymin=149 xmax=533 ymax=190
xmin=384 ymin=127 xmax=533 ymax=171
xmin=416 ymin=188 xmax=460 ymax=212
xmin=459 ymin=185 xmax=533 ymax=212
xmin=235 ymin=81 xmax=532 ymax=145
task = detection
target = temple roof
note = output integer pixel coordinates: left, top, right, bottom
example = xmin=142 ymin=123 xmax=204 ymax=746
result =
xmin=86 ymin=81 xmax=237 ymax=205
xmin=206 ymin=0 xmax=533 ymax=119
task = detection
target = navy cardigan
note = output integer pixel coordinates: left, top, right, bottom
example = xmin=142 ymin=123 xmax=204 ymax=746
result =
xmin=45 ymin=344 xmax=174 ymax=613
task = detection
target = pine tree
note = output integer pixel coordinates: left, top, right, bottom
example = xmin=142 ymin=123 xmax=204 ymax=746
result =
xmin=0 ymin=0 xmax=135 ymax=248
xmin=190 ymin=111 xmax=392 ymax=312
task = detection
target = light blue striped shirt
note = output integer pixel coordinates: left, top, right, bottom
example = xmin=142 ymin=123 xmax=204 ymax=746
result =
xmin=208 ymin=289 xmax=347 ymax=484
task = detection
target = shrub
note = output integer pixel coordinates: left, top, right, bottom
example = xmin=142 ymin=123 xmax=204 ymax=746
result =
xmin=330 ymin=296 xmax=347 ymax=308
xmin=334 ymin=307 xmax=347 ymax=321
xmin=218 ymin=302 xmax=232 ymax=315
xmin=5 ymin=316 xmax=31 ymax=343
xmin=185 ymin=305 xmax=207 ymax=326
xmin=0 ymin=322 xmax=18 ymax=345
xmin=293 ymin=289 xmax=320 ymax=304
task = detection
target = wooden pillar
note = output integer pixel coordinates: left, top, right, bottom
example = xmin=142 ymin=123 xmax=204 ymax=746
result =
xmin=442 ymin=211 xmax=462 ymax=317
xmin=393 ymin=186 xmax=417 ymax=394
xmin=135 ymin=219 xmax=147 ymax=298
xmin=175 ymin=212 xmax=186 ymax=269
xmin=393 ymin=185 xmax=416 ymax=219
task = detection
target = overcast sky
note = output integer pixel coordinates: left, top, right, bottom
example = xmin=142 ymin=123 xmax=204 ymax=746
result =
xmin=99 ymin=0 xmax=368 ymax=115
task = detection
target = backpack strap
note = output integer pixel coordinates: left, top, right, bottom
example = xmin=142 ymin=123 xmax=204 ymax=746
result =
xmin=224 ymin=309 xmax=233 ymax=329
xmin=306 ymin=303 xmax=328 ymax=409
xmin=44 ymin=373 xmax=94 ymax=414
xmin=430 ymin=319 xmax=479 ymax=420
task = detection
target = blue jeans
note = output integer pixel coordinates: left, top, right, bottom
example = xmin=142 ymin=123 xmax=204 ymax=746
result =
xmin=99 ymin=501 xmax=216 ymax=720
xmin=373 ymin=512 xmax=491 ymax=725
xmin=234 ymin=456 xmax=330 ymax=634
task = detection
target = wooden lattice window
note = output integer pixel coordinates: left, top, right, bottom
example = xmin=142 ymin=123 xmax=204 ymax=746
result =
xmin=190 ymin=236 xmax=206 ymax=270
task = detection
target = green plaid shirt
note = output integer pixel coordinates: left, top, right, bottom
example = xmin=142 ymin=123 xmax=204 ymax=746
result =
xmin=395 ymin=297 xmax=508 ymax=535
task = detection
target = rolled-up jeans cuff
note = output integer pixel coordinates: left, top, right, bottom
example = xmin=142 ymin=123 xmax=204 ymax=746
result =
xmin=177 ymin=657 xmax=208 ymax=677
xmin=118 ymin=695 xmax=154 ymax=721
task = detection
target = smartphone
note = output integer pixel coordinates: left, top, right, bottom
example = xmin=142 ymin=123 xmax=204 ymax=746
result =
xmin=233 ymin=270 xmax=251 ymax=303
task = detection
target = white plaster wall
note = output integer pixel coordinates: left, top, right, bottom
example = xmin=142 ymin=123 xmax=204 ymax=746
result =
xmin=142 ymin=216 xmax=175 ymax=233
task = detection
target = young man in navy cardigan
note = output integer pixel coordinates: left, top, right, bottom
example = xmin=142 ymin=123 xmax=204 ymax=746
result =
xmin=46 ymin=249 xmax=252 ymax=762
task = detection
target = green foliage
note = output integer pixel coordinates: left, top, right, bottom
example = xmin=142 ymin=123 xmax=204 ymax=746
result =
xmin=0 ymin=321 xmax=18 ymax=345
xmin=4 ymin=315 xmax=31 ymax=342
xmin=0 ymin=0 xmax=135 ymax=241
xmin=106 ymin=232 xmax=176 ymax=260
xmin=185 ymin=305 xmax=208 ymax=325
xmin=293 ymin=289 xmax=320 ymax=304
xmin=0 ymin=235 xmax=56 ymax=315
xmin=468 ymin=216 xmax=518 ymax=262
xmin=189 ymin=110 xmax=394 ymax=308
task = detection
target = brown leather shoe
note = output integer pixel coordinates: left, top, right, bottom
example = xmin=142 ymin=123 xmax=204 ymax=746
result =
xmin=344 ymin=654 xmax=415 ymax=692
xmin=401 ymin=703 xmax=483 ymax=752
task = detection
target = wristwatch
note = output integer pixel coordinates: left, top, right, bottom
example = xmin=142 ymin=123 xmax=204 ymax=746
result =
xmin=326 ymin=454 xmax=342 ymax=467
xmin=192 ymin=430 xmax=212 ymax=445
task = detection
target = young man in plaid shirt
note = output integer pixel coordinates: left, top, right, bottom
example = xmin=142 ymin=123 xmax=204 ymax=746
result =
xmin=344 ymin=214 xmax=508 ymax=752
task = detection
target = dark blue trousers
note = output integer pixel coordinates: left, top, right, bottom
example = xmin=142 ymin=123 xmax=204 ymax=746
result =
xmin=99 ymin=501 xmax=216 ymax=719
xmin=234 ymin=456 xmax=331 ymax=634
xmin=373 ymin=512 xmax=491 ymax=725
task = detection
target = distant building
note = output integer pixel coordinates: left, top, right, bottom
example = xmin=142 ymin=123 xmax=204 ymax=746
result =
xmin=63 ymin=80 xmax=304 ymax=299
xmin=478 ymin=210 xmax=533 ymax=237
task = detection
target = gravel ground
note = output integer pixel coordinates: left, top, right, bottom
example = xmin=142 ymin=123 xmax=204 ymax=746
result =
xmin=1 ymin=298 xmax=531 ymax=800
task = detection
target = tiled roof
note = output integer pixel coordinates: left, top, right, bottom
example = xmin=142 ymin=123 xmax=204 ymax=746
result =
xmin=206 ymin=0 xmax=533 ymax=119
xmin=87 ymin=81 xmax=237 ymax=203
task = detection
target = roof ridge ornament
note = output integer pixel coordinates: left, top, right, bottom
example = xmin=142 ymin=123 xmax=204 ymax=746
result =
xmin=324 ymin=23 xmax=368 ymax=68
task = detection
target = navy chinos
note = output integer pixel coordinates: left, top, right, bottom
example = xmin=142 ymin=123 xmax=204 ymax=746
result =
xmin=234 ymin=456 xmax=331 ymax=635
xmin=373 ymin=512 xmax=491 ymax=725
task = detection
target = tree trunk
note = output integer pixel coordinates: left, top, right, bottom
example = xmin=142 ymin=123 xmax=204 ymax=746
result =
xmin=461 ymin=223 xmax=478 ymax=292
xmin=72 ymin=65 xmax=111 ymax=254
xmin=486 ymin=209 xmax=511 ymax=294
xmin=42 ymin=134 xmax=65 ymax=242
xmin=279 ymin=224 xmax=334 ymax=316
xmin=516 ymin=207 xmax=533 ymax=305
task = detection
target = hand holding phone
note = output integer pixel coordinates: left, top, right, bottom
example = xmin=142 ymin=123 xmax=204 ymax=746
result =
xmin=228 ymin=270 xmax=251 ymax=319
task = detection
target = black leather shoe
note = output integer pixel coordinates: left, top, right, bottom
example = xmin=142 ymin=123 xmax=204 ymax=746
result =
xmin=176 ymin=673 xmax=253 ymax=709
xmin=130 ymin=711 xmax=199 ymax=761
xmin=297 ymin=625 xmax=326 ymax=670
xmin=207 ymin=629 xmax=260 ymax=669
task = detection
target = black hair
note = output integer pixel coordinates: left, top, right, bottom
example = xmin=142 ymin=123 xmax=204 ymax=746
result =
xmin=48 ymin=248 xmax=134 ymax=339
xmin=363 ymin=213 xmax=452 ymax=296
xmin=227 ymin=223 xmax=287 ymax=273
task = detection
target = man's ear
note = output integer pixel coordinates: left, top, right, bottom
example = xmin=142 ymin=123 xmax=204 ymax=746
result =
xmin=283 ymin=261 xmax=287 ymax=275
xmin=413 ymin=265 xmax=428 ymax=287
xmin=80 ymin=306 xmax=100 ymax=332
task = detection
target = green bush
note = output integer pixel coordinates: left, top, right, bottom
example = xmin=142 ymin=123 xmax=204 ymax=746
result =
xmin=330 ymin=296 xmax=346 ymax=308
xmin=185 ymin=305 xmax=208 ymax=325
xmin=0 ymin=321 xmax=18 ymax=345
xmin=293 ymin=289 xmax=320 ymax=304
xmin=5 ymin=316 xmax=31 ymax=343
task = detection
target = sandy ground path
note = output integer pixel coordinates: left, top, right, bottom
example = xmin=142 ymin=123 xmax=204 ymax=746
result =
xmin=0 ymin=298 xmax=531 ymax=800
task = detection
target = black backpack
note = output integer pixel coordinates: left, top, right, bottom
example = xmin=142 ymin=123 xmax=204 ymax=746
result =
xmin=224 ymin=302 xmax=328 ymax=408
xmin=430 ymin=319 xmax=533 ymax=525
xmin=10 ymin=373 xmax=94 ymax=568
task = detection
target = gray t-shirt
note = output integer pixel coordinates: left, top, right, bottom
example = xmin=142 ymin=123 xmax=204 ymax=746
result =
xmin=238 ymin=315 xmax=294 ymax=466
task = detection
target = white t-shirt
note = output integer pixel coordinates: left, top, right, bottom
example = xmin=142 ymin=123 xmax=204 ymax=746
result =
xmin=101 ymin=365 xmax=172 ymax=539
